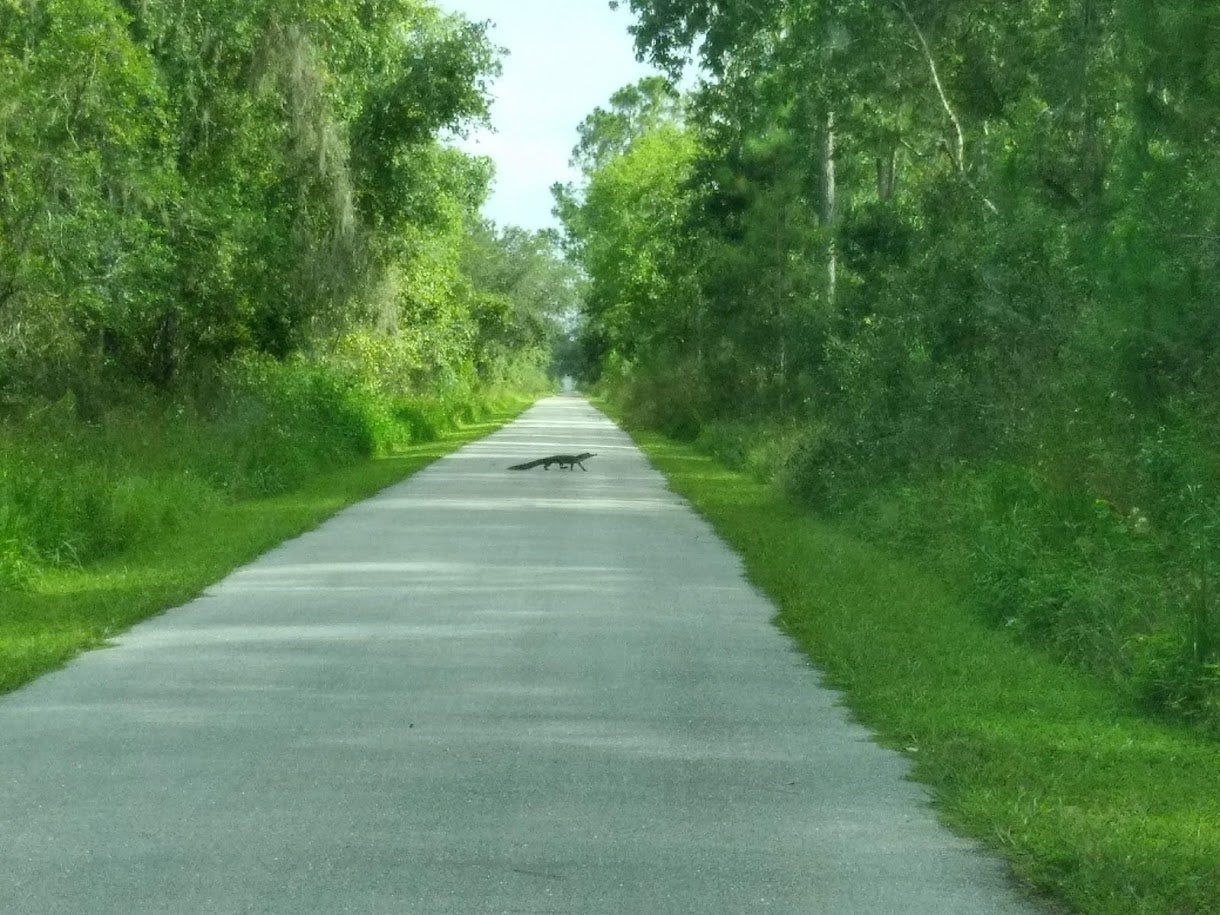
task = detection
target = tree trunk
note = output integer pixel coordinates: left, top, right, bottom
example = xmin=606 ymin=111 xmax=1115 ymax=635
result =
xmin=1077 ymin=0 xmax=1105 ymax=208
xmin=149 ymin=311 xmax=179 ymax=388
xmin=820 ymin=109 xmax=837 ymax=306
xmin=877 ymin=143 xmax=898 ymax=202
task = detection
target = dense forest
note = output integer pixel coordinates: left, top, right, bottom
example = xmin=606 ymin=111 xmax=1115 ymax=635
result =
xmin=0 ymin=1 xmax=577 ymax=585
xmin=558 ymin=1 xmax=1220 ymax=730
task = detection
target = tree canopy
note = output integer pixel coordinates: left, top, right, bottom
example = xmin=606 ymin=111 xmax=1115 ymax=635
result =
xmin=568 ymin=0 xmax=1220 ymax=452
xmin=563 ymin=1 xmax=1220 ymax=727
xmin=0 ymin=0 xmax=568 ymax=403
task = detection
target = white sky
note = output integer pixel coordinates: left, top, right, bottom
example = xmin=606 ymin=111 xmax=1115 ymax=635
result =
xmin=435 ymin=0 xmax=659 ymax=231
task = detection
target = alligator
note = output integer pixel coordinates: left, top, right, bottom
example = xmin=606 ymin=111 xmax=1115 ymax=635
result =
xmin=508 ymin=452 xmax=596 ymax=471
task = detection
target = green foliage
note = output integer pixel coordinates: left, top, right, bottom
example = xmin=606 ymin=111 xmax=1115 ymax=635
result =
xmin=0 ymin=406 xmax=222 ymax=570
xmin=631 ymin=425 xmax=1220 ymax=914
xmin=610 ymin=355 xmax=709 ymax=441
xmin=694 ymin=418 xmax=801 ymax=482
xmin=0 ymin=0 xmax=178 ymax=389
xmin=0 ymin=401 xmax=527 ymax=696
xmin=213 ymin=355 xmax=396 ymax=494
xmin=569 ymin=2 xmax=1220 ymax=731
xmin=0 ymin=0 xmax=569 ymax=598
xmin=458 ymin=221 xmax=580 ymax=384
xmin=553 ymin=82 xmax=701 ymax=378
xmin=0 ymin=0 xmax=512 ymax=396
xmin=349 ymin=7 xmax=500 ymax=233
xmin=0 ymin=347 xmax=534 ymax=582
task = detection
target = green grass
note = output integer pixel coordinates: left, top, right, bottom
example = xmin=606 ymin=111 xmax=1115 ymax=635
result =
xmin=0 ymin=408 xmax=526 ymax=696
xmin=631 ymin=432 xmax=1220 ymax=915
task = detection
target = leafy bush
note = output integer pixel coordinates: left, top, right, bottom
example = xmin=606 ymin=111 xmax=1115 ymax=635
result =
xmin=0 ymin=418 xmax=226 ymax=569
xmin=205 ymin=354 xmax=432 ymax=495
xmin=660 ymin=402 xmax=1220 ymax=734
xmin=697 ymin=419 xmax=802 ymax=482
xmin=0 ymin=538 xmax=35 ymax=591
xmin=842 ymin=458 xmax=1220 ymax=733
xmin=613 ymin=356 xmax=710 ymax=441
xmin=1129 ymin=631 xmax=1220 ymax=727
xmin=392 ymin=400 xmax=446 ymax=443
xmin=779 ymin=422 xmax=910 ymax=514
xmin=0 ymin=350 xmax=530 ymax=577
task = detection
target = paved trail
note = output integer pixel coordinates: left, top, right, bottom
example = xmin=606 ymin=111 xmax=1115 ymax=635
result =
xmin=1 ymin=397 xmax=1042 ymax=913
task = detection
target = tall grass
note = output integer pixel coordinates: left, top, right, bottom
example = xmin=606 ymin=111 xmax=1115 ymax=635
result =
xmin=598 ymin=386 xmax=1220 ymax=735
xmin=843 ymin=462 xmax=1220 ymax=731
xmin=628 ymin=429 xmax=1220 ymax=915
xmin=0 ymin=351 xmax=546 ymax=588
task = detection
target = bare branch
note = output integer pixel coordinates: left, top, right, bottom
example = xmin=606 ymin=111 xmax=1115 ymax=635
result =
xmin=893 ymin=0 xmax=965 ymax=173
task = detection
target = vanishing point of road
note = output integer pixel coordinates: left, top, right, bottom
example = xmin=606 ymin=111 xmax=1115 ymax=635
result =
xmin=0 ymin=397 xmax=1043 ymax=913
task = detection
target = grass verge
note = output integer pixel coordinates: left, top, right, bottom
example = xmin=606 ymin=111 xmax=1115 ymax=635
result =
xmin=0 ymin=405 xmax=528 ymax=696
xmin=630 ymin=430 xmax=1220 ymax=915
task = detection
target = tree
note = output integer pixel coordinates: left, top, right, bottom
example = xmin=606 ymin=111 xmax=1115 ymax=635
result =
xmin=458 ymin=222 xmax=580 ymax=383
xmin=554 ymin=81 xmax=699 ymax=375
xmin=0 ymin=0 xmax=177 ymax=393
xmin=0 ymin=0 xmax=507 ymax=397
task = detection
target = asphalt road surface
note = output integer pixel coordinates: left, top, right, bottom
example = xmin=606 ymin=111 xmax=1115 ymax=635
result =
xmin=0 ymin=397 xmax=1044 ymax=913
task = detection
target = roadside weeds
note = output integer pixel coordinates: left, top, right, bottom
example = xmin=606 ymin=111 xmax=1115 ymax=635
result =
xmin=631 ymin=431 xmax=1220 ymax=915
xmin=0 ymin=406 xmax=529 ymax=697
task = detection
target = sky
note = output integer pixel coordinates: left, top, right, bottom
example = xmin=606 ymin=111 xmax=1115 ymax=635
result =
xmin=434 ymin=0 xmax=660 ymax=232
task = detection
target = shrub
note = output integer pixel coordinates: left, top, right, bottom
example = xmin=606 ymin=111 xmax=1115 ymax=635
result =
xmin=1129 ymin=631 xmax=1220 ymax=728
xmin=0 ymin=439 xmax=218 ymax=569
xmin=613 ymin=356 xmax=709 ymax=441
xmin=207 ymin=355 xmax=414 ymax=495
xmin=395 ymin=401 xmax=442 ymax=442
xmin=779 ymin=422 xmax=909 ymax=514
xmin=841 ymin=458 xmax=1219 ymax=732
xmin=697 ymin=419 xmax=802 ymax=482
xmin=0 ymin=537 xmax=36 ymax=591
xmin=666 ymin=400 xmax=1220 ymax=733
xmin=0 ymin=348 xmax=538 ymax=578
